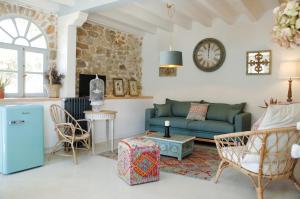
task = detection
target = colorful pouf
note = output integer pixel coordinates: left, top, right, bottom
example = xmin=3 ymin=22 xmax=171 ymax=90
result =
xmin=117 ymin=137 xmax=160 ymax=185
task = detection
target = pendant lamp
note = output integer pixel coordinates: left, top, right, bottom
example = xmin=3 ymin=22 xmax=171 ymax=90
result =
xmin=159 ymin=3 xmax=183 ymax=68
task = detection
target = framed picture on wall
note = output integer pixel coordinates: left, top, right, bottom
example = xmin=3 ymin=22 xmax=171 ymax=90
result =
xmin=113 ymin=78 xmax=125 ymax=96
xmin=129 ymin=80 xmax=138 ymax=96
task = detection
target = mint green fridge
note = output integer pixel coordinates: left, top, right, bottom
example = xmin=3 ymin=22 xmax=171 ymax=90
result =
xmin=0 ymin=105 xmax=44 ymax=174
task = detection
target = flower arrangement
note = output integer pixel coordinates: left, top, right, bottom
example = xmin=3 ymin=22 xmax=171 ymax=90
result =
xmin=0 ymin=76 xmax=9 ymax=89
xmin=272 ymin=0 xmax=300 ymax=48
xmin=44 ymin=67 xmax=65 ymax=98
xmin=45 ymin=67 xmax=65 ymax=85
xmin=0 ymin=76 xmax=9 ymax=99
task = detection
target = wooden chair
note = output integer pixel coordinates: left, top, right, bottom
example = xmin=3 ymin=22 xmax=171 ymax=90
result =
xmin=214 ymin=127 xmax=300 ymax=199
xmin=49 ymin=104 xmax=91 ymax=164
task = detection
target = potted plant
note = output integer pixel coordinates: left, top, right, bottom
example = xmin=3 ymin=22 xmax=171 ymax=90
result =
xmin=0 ymin=76 xmax=9 ymax=99
xmin=45 ymin=67 xmax=65 ymax=98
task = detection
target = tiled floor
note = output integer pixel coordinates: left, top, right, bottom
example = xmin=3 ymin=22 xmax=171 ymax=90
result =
xmin=0 ymin=145 xmax=299 ymax=199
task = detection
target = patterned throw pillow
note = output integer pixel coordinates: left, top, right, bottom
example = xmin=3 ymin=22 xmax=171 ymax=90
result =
xmin=186 ymin=103 xmax=209 ymax=121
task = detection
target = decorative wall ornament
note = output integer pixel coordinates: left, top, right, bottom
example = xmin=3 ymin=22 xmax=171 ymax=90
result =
xmin=193 ymin=38 xmax=226 ymax=72
xmin=246 ymin=50 xmax=272 ymax=75
xmin=272 ymin=0 xmax=300 ymax=48
xmin=129 ymin=80 xmax=138 ymax=96
xmin=113 ymin=78 xmax=125 ymax=97
xmin=159 ymin=68 xmax=177 ymax=77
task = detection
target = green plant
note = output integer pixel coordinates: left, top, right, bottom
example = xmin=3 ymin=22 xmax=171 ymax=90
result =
xmin=0 ymin=76 xmax=9 ymax=89
xmin=45 ymin=67 xmax=65 ymax=85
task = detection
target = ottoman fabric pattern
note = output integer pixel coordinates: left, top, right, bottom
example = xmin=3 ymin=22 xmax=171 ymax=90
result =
xmin=118 ymin=137 xmax=160 ymax=185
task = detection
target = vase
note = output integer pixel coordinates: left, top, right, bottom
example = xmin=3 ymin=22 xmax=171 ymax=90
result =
xmin=47 ymin=84 xmax=61 ymax=98
xmin=0 ymin=88 xmax=4 ymax=99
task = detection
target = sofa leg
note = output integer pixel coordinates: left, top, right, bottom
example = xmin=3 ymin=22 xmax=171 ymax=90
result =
xmin=290 ymin=174 xmax=300 ymax=190
xmin=214 ymin=160 xmax=228 ymax=183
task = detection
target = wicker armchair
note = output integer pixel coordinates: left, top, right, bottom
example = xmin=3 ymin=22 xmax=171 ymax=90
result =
xmin=49 ymin=104 xmax=91 ymax=164
xmin=214 ymin=127 xmax=300 ymax=199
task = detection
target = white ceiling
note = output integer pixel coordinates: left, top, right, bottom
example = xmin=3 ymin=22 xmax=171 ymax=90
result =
xmin=6 ymin=0 xmax=280 ymax=34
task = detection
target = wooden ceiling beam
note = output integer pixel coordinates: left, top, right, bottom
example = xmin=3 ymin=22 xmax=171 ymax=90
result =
xmin=88 ymin=13 xmax=145 ymax=35
xmin=167 ymin=0 xmax=212 ymax=27
xmin=240 ymin=0 xmax=266 ymax=21
xmin=118 ymin=4 xmax=173 ymax=32
xmin=133 ymin=1 xmax=192 ymax=30
xmin=202 ymin=0 xmax=239 ymax=25
xmin=94 ymin=10 xmax=157 ymax=34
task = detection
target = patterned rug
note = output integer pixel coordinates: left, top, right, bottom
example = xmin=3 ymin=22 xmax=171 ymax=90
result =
xmin=99 ymin=144 xmax=221 ymax=181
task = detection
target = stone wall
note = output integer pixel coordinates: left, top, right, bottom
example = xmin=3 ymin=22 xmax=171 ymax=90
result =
xmin=76 ymin=21 xmax=143 ymax=96
xmin=0 ymin=1 xmax=57 ymax=68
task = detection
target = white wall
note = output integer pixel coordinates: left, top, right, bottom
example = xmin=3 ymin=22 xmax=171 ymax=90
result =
xmin=1 ymin=98 xmax=153 ymax=151
xmin=141 ymin=10 xmax=300 ymax=121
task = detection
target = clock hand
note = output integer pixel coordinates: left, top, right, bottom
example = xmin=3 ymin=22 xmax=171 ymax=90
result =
xmin=208 ymin=43 xmax=210 ymax=59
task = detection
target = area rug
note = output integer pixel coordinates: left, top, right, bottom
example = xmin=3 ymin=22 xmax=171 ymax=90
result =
xmin=99 ymin=144 xmax=221 ymax=181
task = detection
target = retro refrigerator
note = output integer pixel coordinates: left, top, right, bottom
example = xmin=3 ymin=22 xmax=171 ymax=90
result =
xmin=0 ymin=105 xmax=44 ymax=174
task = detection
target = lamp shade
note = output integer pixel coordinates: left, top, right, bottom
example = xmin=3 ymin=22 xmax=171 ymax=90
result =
xmin=160 ymin=50 xmax=183 ymax=68
xmin=279 ymin=61 xmax=300 ymax=79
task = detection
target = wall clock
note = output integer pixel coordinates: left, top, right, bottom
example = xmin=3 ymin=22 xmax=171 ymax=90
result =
xmin=193 ymin=38 xmax=226 ymax=72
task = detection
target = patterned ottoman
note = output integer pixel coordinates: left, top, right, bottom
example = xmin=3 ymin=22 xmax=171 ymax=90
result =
xmin=117 ymin=137 xmax=160 ymax=185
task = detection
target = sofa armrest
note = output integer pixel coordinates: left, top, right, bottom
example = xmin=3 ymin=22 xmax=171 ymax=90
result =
xmin=234 ymin=112 xmax=252 ymax=132
xmin=145 ymin=108 xmax=155 ymax=130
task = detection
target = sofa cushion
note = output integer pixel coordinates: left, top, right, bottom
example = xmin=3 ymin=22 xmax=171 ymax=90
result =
xmin=166 ymin=98 xmax=203 ymax=117
xmin=149 ymin=117 xmax=188 ymax=129
xmin=154 ymin=103 xmax=171 ymax=117
xmin=206 ymin=103 xmax=246 ymax=123
xmin=165 ymin=99 xmax=191 ymax=117
xmin=187 ymin=120 xmax=234 ymax=133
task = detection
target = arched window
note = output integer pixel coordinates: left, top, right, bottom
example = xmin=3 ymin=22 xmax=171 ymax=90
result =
xmin=0 ymin=16 xmax=48 ymax=97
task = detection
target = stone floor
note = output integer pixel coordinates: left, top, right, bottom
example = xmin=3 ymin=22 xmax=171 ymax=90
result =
xmin=0 ymin=144 xmax=299 ymax=199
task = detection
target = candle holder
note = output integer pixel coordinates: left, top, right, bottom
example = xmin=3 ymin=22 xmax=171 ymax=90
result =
xmin=164 ymin=125 xmax=171 ymax=138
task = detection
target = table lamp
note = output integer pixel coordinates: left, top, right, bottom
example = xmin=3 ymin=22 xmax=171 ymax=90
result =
xmin=279 ymin=61 xmax=300 ymax=102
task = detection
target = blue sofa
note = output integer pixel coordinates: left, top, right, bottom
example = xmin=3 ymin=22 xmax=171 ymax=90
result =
xmin=145 ymin=99 xmax=252 ymax=141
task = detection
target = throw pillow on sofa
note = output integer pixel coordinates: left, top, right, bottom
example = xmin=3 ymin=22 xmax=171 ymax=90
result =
xmin=186 ymin=103 xmax=209 ymax=121
xmin=154 ymin=103 xmax=171 ymax=117
xmin=206 ymin=102 xmax=246 ymax=124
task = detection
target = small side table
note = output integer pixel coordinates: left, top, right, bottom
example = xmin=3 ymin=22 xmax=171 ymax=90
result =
xmin=84 ymin=110 xmax=117 ymax=154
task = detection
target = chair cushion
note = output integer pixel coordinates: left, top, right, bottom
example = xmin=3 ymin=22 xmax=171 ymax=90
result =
xmin=220 ymin=146 xmax=288 ymax=175
xmin=149 ymin=117 xmax=188 ymax=129
xmin=206 ymin=103 xmax=246 ymax=124
xmin=186 ymin=103 xmax=209 ymax=121
xmin=187 ymin=120 xmax=234 ymax=133
xmin=154 ymin=103 xmax=171 ymax=117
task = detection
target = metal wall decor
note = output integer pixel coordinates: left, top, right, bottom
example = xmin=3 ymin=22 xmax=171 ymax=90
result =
xmin=246 ymin=50 xmax=272 ymax=75
xmin=193 ymin=38 xmax=226 ymax=72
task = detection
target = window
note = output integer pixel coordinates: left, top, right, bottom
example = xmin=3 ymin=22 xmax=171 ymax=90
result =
xmin=0 ymin=16 xmax=48 ymax=97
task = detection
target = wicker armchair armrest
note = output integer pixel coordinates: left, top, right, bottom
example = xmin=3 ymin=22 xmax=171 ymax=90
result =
xmin=214 ymin=127 xmax=299 ymax=170
xmin=76 ymin=119 xmax=92 ymax=133
xmin=55 ymin=123 xmax=76 ymax=139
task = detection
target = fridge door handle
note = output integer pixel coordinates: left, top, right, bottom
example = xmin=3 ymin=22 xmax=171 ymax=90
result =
xmin=8 ymin=120 xmax=25 ymax=125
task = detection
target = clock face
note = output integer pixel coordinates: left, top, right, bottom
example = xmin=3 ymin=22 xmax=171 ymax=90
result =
xmin=193 ymin=38 xmax=226 ymax=72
